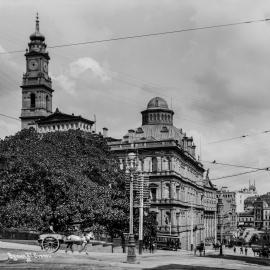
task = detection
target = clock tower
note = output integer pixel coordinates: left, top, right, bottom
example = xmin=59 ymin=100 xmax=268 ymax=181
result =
xmin=20 ymin=14 xmax=54 ymax=129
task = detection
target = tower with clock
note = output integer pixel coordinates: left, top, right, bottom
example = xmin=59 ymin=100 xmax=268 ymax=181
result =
xmin=20 ymin=14 xmax=54 ymax=129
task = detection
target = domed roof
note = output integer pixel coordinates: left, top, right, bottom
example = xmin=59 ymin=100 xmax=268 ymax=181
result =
xmin=147 ymin=97 xmax=169 ymax=109
xmin=30 ymin=13 xmax=45 ymax=42
xmin=30 ymin=31 xmax=45 ymax=41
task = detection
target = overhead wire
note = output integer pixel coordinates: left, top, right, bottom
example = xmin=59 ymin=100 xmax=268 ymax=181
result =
xmin=1 ymin=17 xmax=270 ymax=55
xmin=207 ymin=130 xmax=270 ymax=144
xmin=1 ymin=18 xmax=270 ymax=145
xmin=202 ymin=160 xmax=265 ymax=170
xmin=0 ymin=18 xmax=266 ymax=130
xmin=210 ymin=167 xmax=269 ymax=181
xmin=0 ymin=113 xmax=20 ymax=121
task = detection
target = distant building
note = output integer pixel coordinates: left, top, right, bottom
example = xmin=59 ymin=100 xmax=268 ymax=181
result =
xmin=20 ymin=15 xmax=94 ymax=132
xmin=109 ymin=97 xmax=217 ymax=250
xmin=235 ymin=181 xmax=257 ymax=213
xmin=244 ymin=196 xmax=258 ymax=211
xmin=217 ymin=188 xmax=237 ymax=243
xmin=238 ymin=210 xmax=254 ymax=229
xmin=254 ymin=193 xmax=270 ymax=230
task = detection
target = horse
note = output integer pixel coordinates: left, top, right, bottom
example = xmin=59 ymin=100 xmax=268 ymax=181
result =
xmin=195 ymin=243 xmax=205 ymax=256
xmin=65 ymin=232 xmax=95 ymax=254
xmin=213 ymin=243 xmax=220 ymax=250
xmin=252 ymin=247 xmax=261 ymax=256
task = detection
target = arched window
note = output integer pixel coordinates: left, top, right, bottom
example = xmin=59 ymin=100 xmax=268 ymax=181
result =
xmin=46 ymin=95 xmax=49 ymax=111
xmin=30 ymin=93 xmax=35 ymax=108
xmin=150 ymin=188 xmax=157 ymax=202
xmin=176 ymin=186 xmax=180 ymax=200
xmin=165 ymin=211 xmax=171 ymax=225
xmin=152 ymin=157 xmax=158 ymax=172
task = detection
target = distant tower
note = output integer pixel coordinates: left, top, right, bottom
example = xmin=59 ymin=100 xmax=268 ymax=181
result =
xmin=20 ymin=13 xmax=53 ymax=129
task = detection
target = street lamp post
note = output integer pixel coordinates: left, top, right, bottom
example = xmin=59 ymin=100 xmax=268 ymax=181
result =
xmin=138 ymin=172 xmax=144 ymax=255
xmin=217 ymin=197 xmax=224 ymax=256
xmin=127 ymin=152 xmax=136 ymax=263
xmin=214 ymin=210 xmax=217 ymax=245
xmin=190 ymin=203 xmax=194 ymax=251
xmin=220 ymin=217 xmax=223 ymax=256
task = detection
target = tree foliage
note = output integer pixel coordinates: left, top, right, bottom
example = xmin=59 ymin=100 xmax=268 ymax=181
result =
xmin=0 ymin=128 xmax=129 ymax=235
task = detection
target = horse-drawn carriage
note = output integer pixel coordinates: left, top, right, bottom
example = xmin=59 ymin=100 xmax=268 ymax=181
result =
xmin=38 ymin=231 xmax=95 ymax=253
xmin=252 ymin=246 xmax=270 ymax=258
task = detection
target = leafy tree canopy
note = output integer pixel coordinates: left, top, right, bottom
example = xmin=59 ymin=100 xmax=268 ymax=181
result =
xmin=0 ymin=128 xmax=129 ymax=235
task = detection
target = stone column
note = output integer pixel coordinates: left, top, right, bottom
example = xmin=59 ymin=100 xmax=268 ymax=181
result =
xmin=159 ymin=209 xmax=163 ymax=230
xmin=171 ymin=209 xmax=176 ymax=233
xmin=160 ymin=181 xmax=163 ymax=199
xmin=207 ymin=215 xmax=210 ymax=237
xmin=157 ymin=210 xmax=162 ymax=228
xmin=170 ymin=181 xmax=174 ymax=200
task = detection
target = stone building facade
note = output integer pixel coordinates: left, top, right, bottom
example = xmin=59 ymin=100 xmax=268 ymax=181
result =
xmin=109 ymin=97 xmax=217 ymax=250
xmin=20 ymin=15 xmax=94 ymax=132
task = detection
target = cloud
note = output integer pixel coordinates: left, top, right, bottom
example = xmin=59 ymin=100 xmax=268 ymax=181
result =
xmin=52 ymin=57 xmax=111 ymax=97
xmin=70 ymin=57 xmax=111 ymax=82
xmin=53 ymin=74 xmax=76 ymax=95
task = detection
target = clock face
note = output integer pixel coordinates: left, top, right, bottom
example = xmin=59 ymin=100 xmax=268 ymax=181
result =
xmin=43 ymin=62 xmax=48 ymax=72
xmin=28 ymin=60 xmax=39 ymax=71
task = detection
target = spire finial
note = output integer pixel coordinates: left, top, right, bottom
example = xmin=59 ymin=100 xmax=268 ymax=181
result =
xmin=36 ymin=12 xmax=39 ymax=32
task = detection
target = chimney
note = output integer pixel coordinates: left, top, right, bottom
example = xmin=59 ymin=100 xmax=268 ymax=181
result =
xmin=182 ymin=136 xmax=187 ymax=150
xmin=191 ymin=144 xmax=196 ymax=157
xmin=187 ymin=137 xmax=193 ymax=147
xmin=185 ymin=137 xmax=193 ymax=154
xmin=102 ymin=127 xmax=108 ymax=137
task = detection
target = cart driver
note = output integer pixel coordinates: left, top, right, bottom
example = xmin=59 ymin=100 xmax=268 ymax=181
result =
xmin=49 ymin=222 xmax=55 ymax=233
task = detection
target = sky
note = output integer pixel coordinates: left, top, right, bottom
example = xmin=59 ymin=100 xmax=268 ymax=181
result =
xmin=0 ymin=0 xmax=270 ymax=193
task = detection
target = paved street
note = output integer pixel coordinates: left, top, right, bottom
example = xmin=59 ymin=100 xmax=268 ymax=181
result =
xmin=1 ymin=241 xmax=270 ymax=269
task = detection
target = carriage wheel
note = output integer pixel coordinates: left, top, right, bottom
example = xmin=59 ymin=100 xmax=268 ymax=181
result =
xmin=42 ymin=236 xmax=60 ymax=253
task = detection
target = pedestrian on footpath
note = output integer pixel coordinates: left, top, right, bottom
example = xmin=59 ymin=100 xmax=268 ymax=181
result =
xmin=149 ymin=238 xmax=154 ymax=253
xmin=245 ymin=247 xmax=248 ymax=256
xmin=240 ymin=246 xmax=243 ymax=254
xmin=233 ymin=246 xmax=236 ymax=254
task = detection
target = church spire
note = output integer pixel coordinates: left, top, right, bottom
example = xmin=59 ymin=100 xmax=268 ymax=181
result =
xmin=36 ymin=12 xmax=40 ymax=33
xmin=29 ymin=13 xmax=45 ymax=42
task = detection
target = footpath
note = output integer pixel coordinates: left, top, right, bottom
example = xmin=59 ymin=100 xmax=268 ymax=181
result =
xmin=1 ymin=240 xmax=270 ymax=270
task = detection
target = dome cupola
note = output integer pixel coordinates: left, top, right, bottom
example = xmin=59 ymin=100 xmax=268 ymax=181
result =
xmin=141 ymin=97 xmax=174 ymax=126
xmin=27 ymin=13 xmax=47 ymax=54
xmin=147 ymin=97 xmax=169 ymax=110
